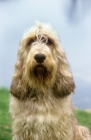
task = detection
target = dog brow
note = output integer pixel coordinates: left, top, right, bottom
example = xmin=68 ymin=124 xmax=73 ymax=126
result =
xmin=36 ymin=31 xmax=47 ymax=43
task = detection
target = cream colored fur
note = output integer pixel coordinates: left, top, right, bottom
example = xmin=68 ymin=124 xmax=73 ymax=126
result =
xmin=10 ymin=22 xmax=91 ymax=140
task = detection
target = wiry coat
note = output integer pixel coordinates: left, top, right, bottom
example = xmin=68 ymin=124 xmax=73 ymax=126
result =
xmin=10 ymin=22 xmax=91 ymax=140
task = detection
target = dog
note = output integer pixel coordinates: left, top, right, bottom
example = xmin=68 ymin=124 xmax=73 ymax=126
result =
xmin=10 ymin=22 xmax=91 ymax=140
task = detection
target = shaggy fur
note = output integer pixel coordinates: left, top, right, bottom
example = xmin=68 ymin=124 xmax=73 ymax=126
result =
xmin=10 ymin=22 xmax=91 ymax=140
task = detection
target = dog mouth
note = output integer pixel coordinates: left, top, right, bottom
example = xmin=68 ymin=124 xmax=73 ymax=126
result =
xmin=34 ymin=65 xmax=47 ymax=77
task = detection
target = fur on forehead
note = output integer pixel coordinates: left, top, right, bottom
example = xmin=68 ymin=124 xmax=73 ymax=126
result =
xmin=21 ymin=21 xmax=60 ymax=45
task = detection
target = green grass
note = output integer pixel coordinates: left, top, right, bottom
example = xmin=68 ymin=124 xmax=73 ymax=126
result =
xmin=75 ymin=109 xmax=91 ymax=131
xmin=0 ymin=88 xmax=11 ymax=140
xmin=0 ymin=88 xmax=91 ymax=140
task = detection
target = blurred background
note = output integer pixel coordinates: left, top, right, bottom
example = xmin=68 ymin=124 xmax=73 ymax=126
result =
xmin=0 ymin=0 xmax=91 ymax=109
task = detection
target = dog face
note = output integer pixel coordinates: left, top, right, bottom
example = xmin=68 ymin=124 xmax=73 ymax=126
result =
xmin=23 ymin=33 xmax=58 ymax=89
xmin=10 ymin=22 xmax=75 ymax=99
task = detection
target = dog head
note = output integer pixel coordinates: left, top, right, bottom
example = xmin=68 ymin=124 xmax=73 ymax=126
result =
xmin=10 ymin=22 xmax=75 ymax=99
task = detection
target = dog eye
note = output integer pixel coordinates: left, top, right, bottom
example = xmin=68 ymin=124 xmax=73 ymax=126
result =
xmin=47 ymin=39 xmax=53 ymax=46
xmin=27 ymin=39 xmax=34 ymax=46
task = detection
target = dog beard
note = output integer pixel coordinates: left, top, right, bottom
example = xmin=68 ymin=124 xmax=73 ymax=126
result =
xmin=34 ymin=65 xmax=47 ymax=80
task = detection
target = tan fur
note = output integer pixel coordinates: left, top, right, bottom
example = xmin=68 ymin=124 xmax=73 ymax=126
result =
xmin=10 ymin=22 xmax=91 ymax=140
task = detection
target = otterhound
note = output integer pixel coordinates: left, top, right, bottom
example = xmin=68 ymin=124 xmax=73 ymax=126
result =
xmin=10 ymin=22 xmax=91 ymax=140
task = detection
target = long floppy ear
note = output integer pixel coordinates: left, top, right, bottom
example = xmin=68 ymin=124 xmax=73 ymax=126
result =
xmin=53 ymin=46 xmax=75 ymax=98
xmin=10 ymin=56 xmax=24 ymax=99
xmin=10 ymin=54 xmax=31 ymax=100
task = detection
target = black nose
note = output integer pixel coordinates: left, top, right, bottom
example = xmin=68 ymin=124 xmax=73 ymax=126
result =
xmin=34 ymin=54 xmax=46 ymax=63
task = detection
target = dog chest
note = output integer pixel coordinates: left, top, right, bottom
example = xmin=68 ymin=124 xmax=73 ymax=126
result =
xmin=10 ymin=96 xmax=74 ymax=140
